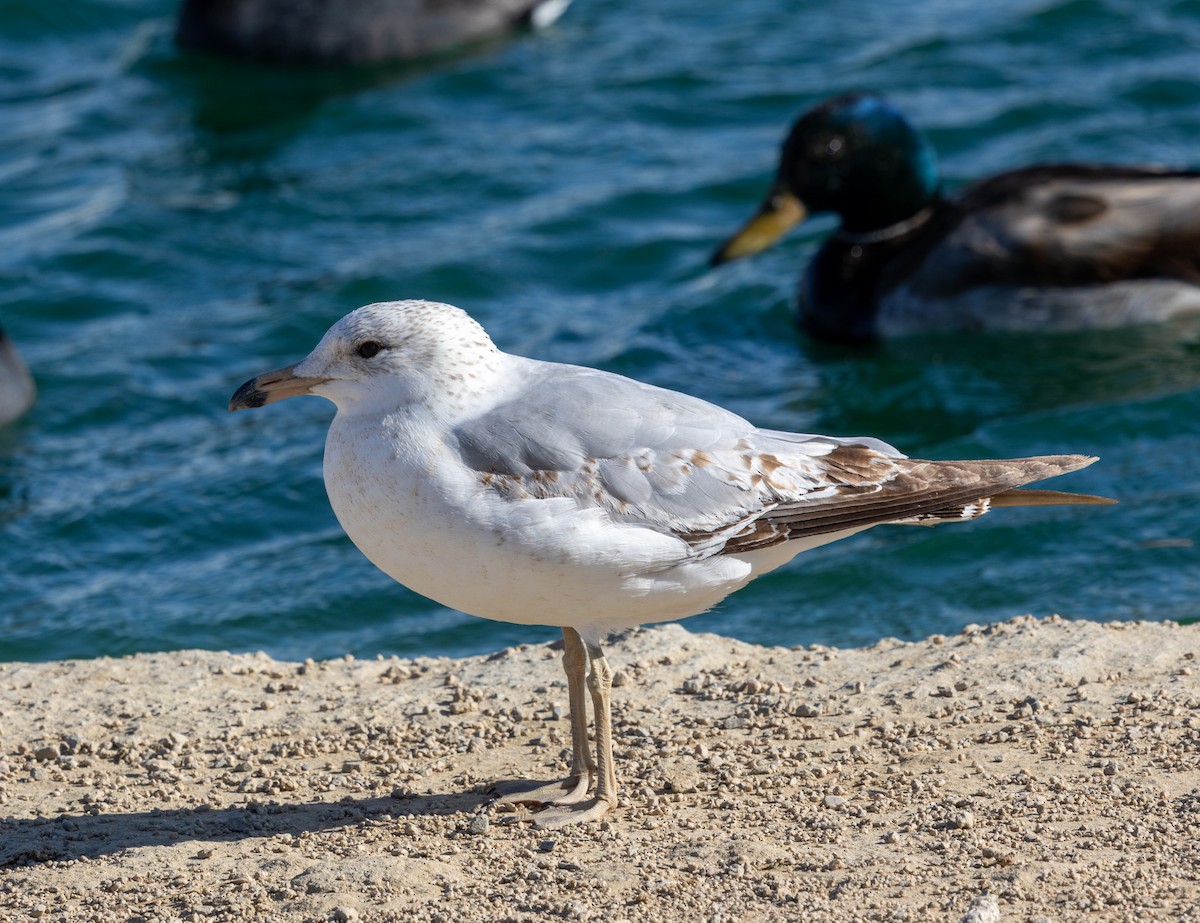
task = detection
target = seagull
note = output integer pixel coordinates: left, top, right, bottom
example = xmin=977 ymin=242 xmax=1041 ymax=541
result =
xmin=229 ymin=299 xmax=1113 ymax=826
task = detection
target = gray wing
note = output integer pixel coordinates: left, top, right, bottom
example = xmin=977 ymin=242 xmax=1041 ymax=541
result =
xmin=451 ymin=360 xmax=889 ymax=536
xmin=903 ymin=166 xmax=1200 ymax=297
xmin=451 ymin=359 xmax=1105 ymax=556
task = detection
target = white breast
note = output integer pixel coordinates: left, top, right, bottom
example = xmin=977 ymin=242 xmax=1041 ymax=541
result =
xmin=318 ymin=411 xmax=800 ymax=636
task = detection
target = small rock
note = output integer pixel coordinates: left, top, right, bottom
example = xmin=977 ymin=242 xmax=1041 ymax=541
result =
xmin=538 ymin=838 xmax=556 ymax=852
xmin=468 ymin=814 xmax=489 ymax=835
xmin=331 ymin=908 xmax=359 ymax=923
xmin=33 ymin=745 xmax=59 ymax=762
xmin=958 ymin=894 xmax=1000 ymax=923
xmin=823 ymin=795 xmax=847 ymax=809
xmin=953 ymin=810 xmax=976 ymax=830
xmin=663 ymin=758 xmax=702 ymax=795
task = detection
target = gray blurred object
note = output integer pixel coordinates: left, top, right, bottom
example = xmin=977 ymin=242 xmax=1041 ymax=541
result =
xmin=175 ymin=0 xmax=572 ymax=65
xmin=0 ymin=327 xmax=35 ymax=426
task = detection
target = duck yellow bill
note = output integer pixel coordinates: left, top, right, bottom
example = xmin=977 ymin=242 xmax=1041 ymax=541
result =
xmin=710 ymin=189 xmax=807 ymax=266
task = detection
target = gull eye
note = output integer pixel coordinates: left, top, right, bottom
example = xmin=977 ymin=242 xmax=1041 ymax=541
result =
xmin=356 ymin=340 xmax=382 ymax=359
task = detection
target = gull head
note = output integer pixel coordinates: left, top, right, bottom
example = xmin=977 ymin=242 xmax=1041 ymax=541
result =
xmin=229 ymin=300 xmax=504 ymax=415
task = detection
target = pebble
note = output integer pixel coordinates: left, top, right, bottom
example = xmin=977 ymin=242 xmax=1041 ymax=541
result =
xmin=958 ymin=894 xmax=1000 ymax=923
xmin=468 ymin=814 xmax=489 ymax=835
xmin=662 ymin=758 xmax=702 ymax=795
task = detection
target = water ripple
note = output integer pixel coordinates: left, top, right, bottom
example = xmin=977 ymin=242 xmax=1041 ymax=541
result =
xmin=1 ymin=0 xmax=1197 ymax=662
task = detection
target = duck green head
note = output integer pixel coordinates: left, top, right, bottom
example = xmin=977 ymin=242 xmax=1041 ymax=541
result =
xmin=711 ymin=94 xmax=940 ymax=264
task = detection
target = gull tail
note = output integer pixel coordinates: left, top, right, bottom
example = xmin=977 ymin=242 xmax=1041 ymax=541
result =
xmin=990 ymin=488 xmax=1117 ymax=507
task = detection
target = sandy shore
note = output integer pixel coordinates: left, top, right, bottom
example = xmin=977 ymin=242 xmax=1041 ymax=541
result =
xmin=2 ymin=615 xmax=1198 ymax=922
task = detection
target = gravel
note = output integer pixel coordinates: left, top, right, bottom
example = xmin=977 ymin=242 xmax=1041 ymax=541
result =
xmin=1 ymin=616 xmax=1198 ymax=921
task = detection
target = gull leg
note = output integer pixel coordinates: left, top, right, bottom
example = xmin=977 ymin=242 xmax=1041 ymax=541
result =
xmin=533 ymin=640 xmax=618 ymax=827
xmin=490 ymin=627 xmax=593 ymax=807
xmin=565 ymin=629 xmax=599 ymax=787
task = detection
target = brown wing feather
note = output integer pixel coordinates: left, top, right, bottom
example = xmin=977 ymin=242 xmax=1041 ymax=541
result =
xmin=747 ymin=450 xmax=1106 ymax=545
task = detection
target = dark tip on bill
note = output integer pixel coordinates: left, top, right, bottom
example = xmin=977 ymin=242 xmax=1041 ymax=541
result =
xmin=228 ymin=377 xmax=267 ymax=412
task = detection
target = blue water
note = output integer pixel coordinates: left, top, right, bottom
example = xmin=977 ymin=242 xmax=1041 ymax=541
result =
xmin=1 ymin=0 xmax=1198 ymax=664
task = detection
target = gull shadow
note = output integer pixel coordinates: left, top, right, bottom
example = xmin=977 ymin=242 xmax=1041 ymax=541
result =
xmin=0 ymin=789 xmax=488 ymax=867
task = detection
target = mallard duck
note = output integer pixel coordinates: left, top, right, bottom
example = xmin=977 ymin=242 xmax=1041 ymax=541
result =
xmin=0 ymin=327 xmax=35 ymax=426
xmin=711 ymin=94 xmax=1200 ymax=341
xmin=176 ymin=0 xmax=572 ymax=65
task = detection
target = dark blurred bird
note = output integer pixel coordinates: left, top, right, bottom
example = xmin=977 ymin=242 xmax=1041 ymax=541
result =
xmin=176 ymin=0 xmax=571 ymax=65
xmin=711 ymin=94 xmax=1200 ymax=341
xmin=0 ymin=327 xmax=35 ymax=426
